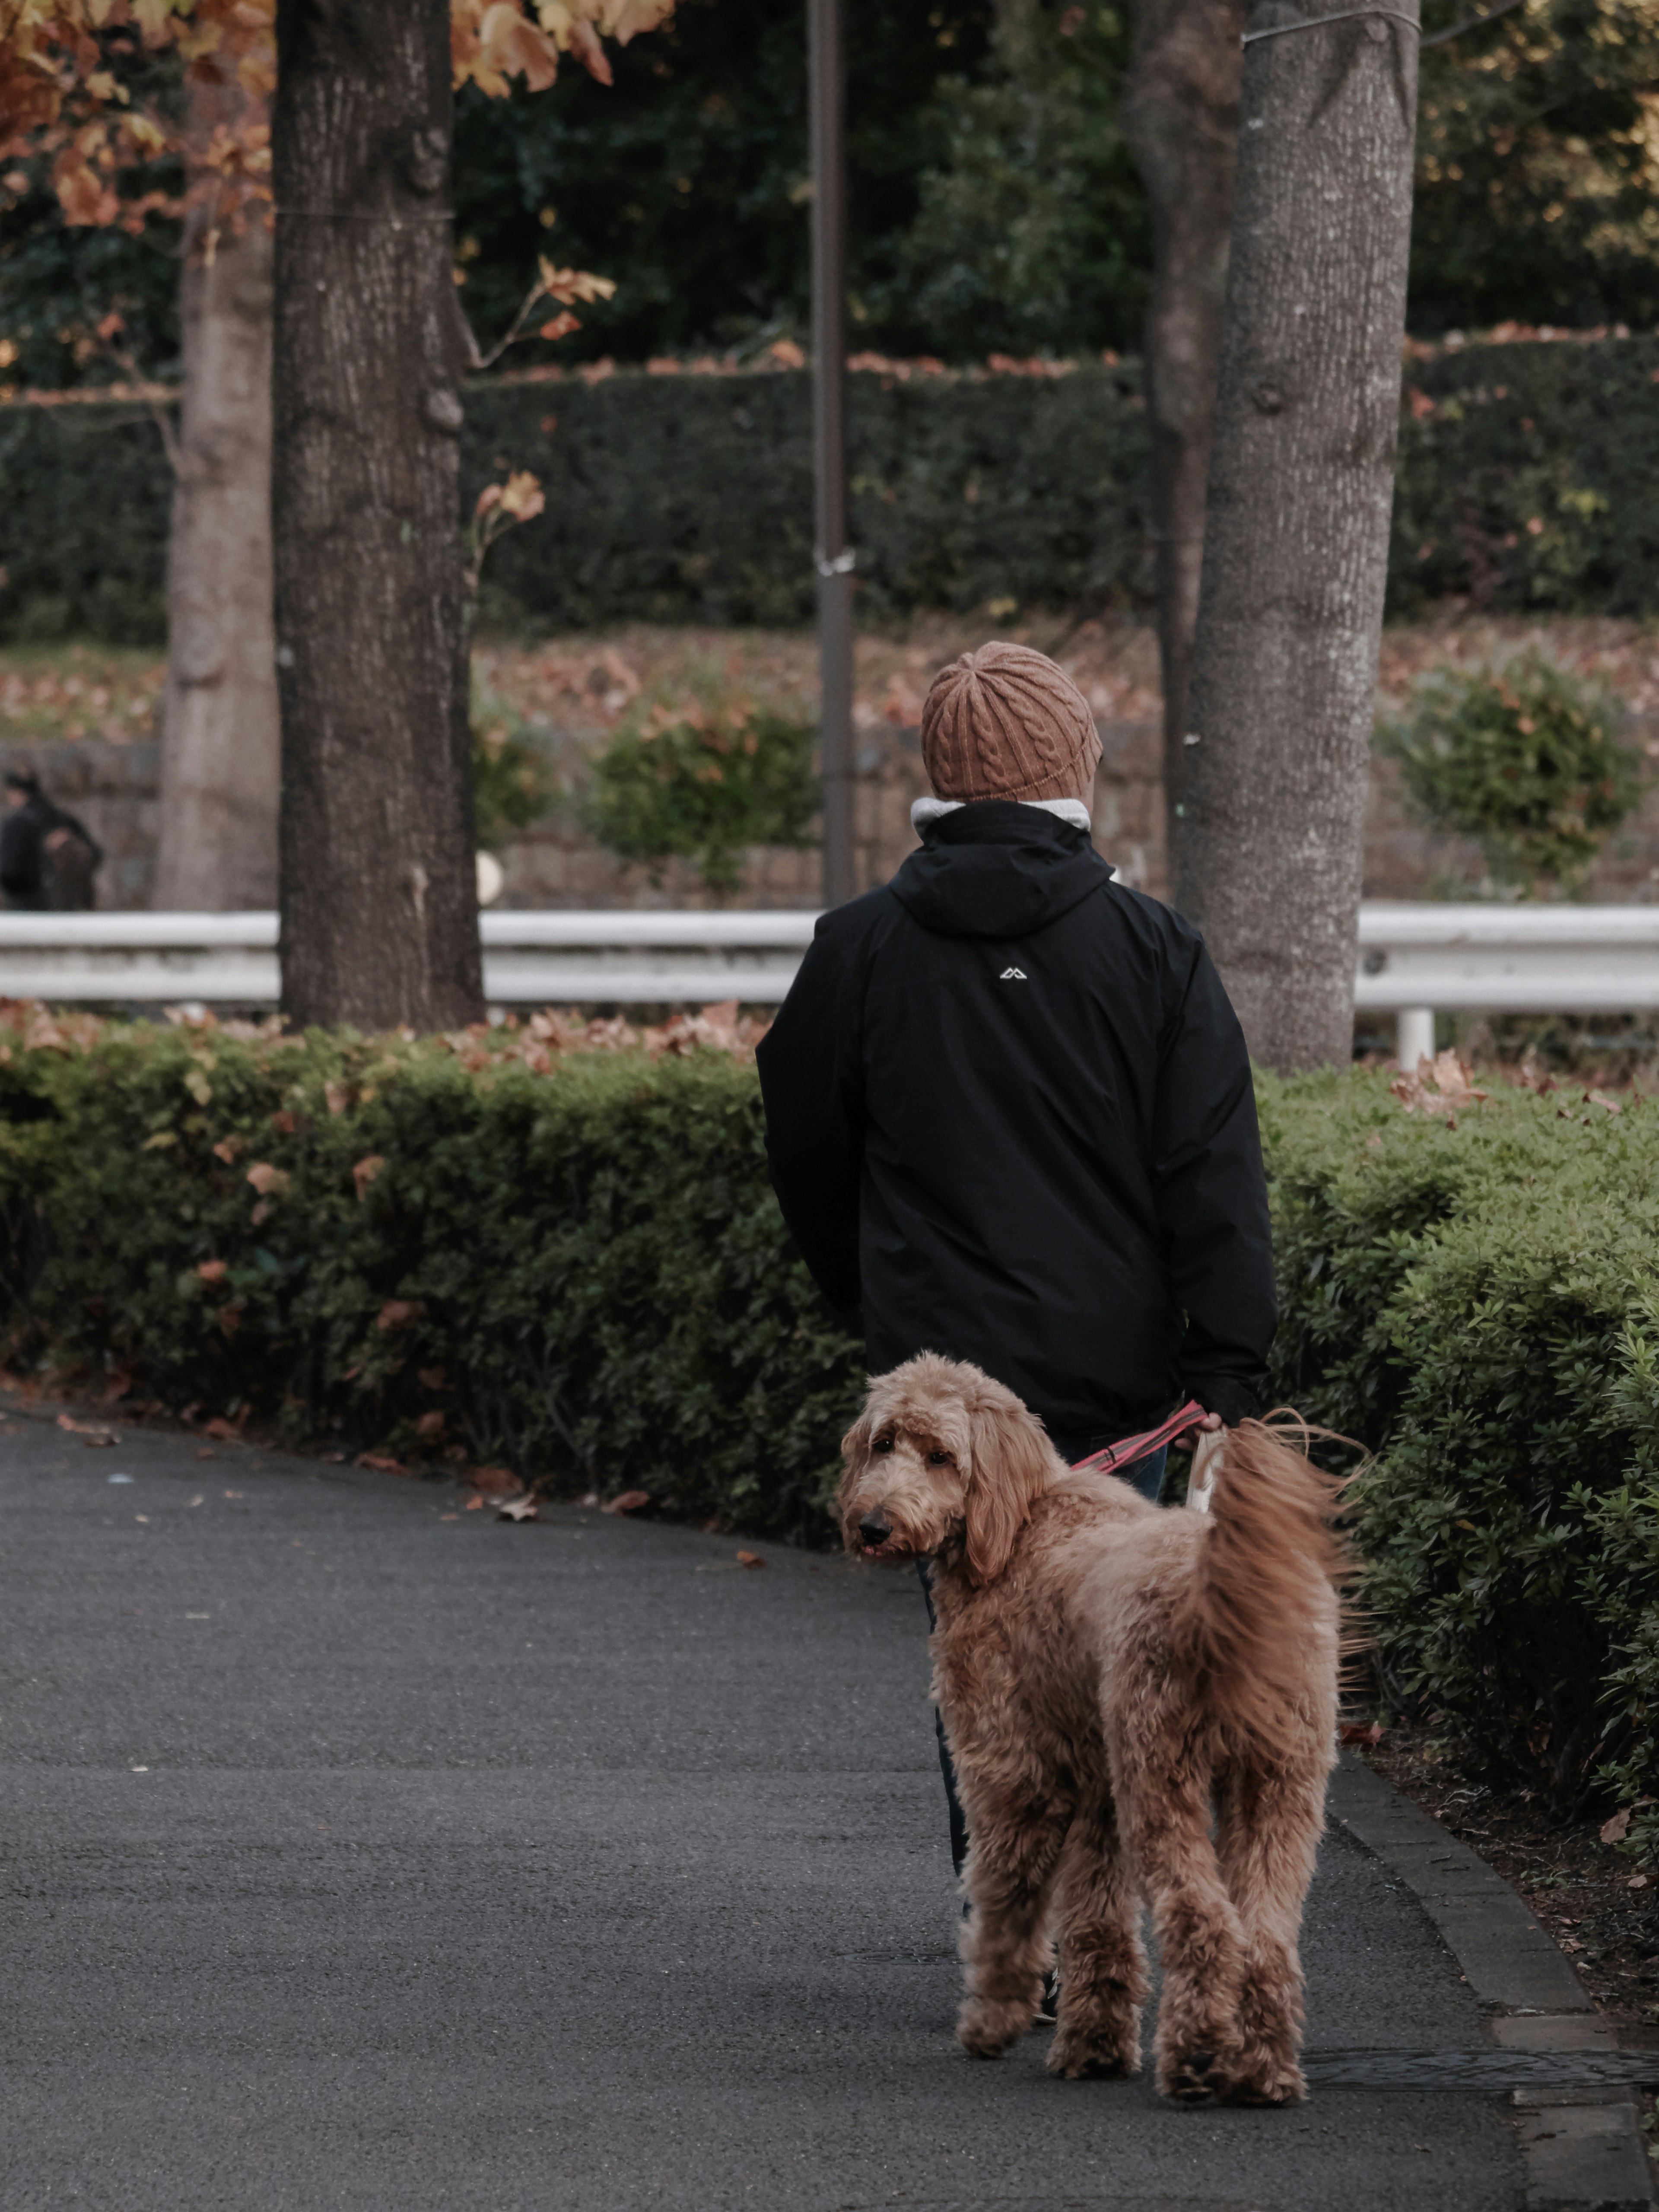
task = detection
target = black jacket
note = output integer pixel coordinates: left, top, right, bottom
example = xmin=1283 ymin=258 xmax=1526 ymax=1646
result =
xmin=756 ymin=804 xmax=1275 ymax=1444
xmin=0 ymin=795 xmax=102 ymax=911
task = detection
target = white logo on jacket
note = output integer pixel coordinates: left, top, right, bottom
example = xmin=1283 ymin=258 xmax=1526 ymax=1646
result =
xmin=999 ymin=967 xmax=1028 ymax=980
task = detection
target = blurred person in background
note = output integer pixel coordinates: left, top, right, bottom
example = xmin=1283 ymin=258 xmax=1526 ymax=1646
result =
xmin=1 ymin=766 xmax=103 ymax=911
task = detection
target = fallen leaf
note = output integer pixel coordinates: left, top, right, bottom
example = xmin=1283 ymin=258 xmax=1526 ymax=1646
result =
xmin=469 ymin=1465 xmax=520 ymax=1494
xmin=735 ymin=1550 xmax=766 ymax=1570
xmin=440 ymin=1513 xmax=458 ymax=1522
xmin=196 ymin=1259 xmax=228 ymax=1283
xmin=223 ymin=1489 xmax=242 ymax=1498
xmin=353 ymin=1154 xmax=385 ymax=1200
xmin=245 ymin=1161 xmax=289 ymax=1198
xmin=57 ymin=1413 xmax=116 ymax=1445
xmin=1561 ymin=1937 xmax=1584 ymax=1954
xmin=202 ymin=1417 xmax=238 ymax=1441
xmin=196 ymin=1448 xmax=215 ymax=1460
xmin=376 ymin=1299 xmax=423 ymax=1332
xmin=496 ymin=1494 xmax=539 ymax=1522
xmin=1340 ymin=1721 xmax=1385 ymax=1746
xmin=1629 ymin=1874 xmax=1650 ymax=1890
xmin=464 ymin=1495 xmax=485 ymax=1511
xmin=356 ymin=1452 xmax=407 ymax=1475
xmin=1584 ymin=1087 xmax=1622 ymax=1115
xmin=188 ymin=1495 xmax=203 ymax=1506
xmin=602 ymin=1489 xmax=652 ymax=1515
xmin=1601 ymin=1808 xmax=1633 ymax=1844
xmin=578 ymin=1491 xmax=600 ymax=1508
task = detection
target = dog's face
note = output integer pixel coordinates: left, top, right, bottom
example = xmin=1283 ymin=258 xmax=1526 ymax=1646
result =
xmin=838 ymin=1353 xmax=1055 ymax=1586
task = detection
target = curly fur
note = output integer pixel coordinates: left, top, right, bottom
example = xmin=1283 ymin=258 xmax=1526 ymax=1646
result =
xmin=839 ymin=1353 xmax=1344 ymax=2105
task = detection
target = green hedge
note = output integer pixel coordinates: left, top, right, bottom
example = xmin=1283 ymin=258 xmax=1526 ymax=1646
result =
xmin=3 ymin=1014 xmax=1657 ymax=1834
xmin=1264 ymin=1070 xmax=1659 ymax=1826
xmin=0 ymin=1017 xmax=857 ymax=1543
xmin=8 ymin=334 xmax=1659 ymax=643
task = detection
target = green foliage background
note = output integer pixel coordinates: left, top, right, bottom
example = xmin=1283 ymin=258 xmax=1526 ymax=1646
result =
xmin=3 ymin=1024 xmax=1658 ymax=1838
xmin=5 ymin=0 xmax=1657 ymax=382
xmin=10 ymin=334 xmax=1659 ymax=642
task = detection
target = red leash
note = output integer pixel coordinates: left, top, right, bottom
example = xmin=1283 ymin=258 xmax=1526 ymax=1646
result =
xmin=1070 ymin=1398 xmax=1206 ymax=1477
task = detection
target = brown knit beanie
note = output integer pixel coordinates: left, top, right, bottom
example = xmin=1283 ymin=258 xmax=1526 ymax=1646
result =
xmin=918 ymin=642 xmax=1102 ymax=804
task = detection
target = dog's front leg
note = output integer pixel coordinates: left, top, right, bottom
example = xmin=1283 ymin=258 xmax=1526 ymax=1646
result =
xmin=955 ymin=1776 xmax=1071 ymax=2060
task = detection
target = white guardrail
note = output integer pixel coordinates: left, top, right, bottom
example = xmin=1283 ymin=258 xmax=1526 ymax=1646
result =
xmin=0 ymin=906 xmax=1656 ymax=1055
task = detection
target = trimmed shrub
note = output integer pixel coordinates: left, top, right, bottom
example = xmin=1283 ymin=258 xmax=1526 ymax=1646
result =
xmin=3 ymin=1008 xmax=1658 ymax=1835
xmin=1378 ymin=648 xmax=1642 ymax=896
xmin=1262 ymin=1067 xmax=1659 ymax=1823
xmin=13 ymin=332 xmax=1659 ymax=645
xmin=584 ymin=665 xmax=817 ymax=890
xmin=0 ymin=1010 xmax=858 ymax=1543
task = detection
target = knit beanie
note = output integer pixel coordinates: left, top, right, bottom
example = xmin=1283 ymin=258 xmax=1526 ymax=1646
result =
xmin=919 ymin=642 xmax=1102 ymax=804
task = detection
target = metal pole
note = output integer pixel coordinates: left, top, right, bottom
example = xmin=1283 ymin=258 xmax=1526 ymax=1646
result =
xmin=809 ymin=0 xmax=855 ymax=907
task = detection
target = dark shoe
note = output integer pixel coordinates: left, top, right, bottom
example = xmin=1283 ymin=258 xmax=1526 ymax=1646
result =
xmin=1035 ymin=1969 xmax=1060 ymax=2026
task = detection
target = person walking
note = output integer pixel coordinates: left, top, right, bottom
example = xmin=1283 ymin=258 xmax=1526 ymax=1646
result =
xmin=755 ymin=641 xmax=1276 ymax=1878
xmin=0 ymin=766 xmax=103 ymax=912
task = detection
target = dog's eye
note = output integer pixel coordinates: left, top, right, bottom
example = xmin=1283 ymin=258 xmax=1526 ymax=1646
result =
xmin=927 ymin=1449 xmax=953 ymax=1467
xmin=872 ymin=1435 xmax=895 ymax=1455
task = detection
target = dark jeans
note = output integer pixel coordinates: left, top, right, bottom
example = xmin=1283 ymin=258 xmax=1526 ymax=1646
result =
xmin=923 ymin=1442 xmax=1169 ymax=1879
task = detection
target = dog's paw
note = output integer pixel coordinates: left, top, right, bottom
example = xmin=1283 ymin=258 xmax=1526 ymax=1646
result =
xmin=1220 ymin=2059 xmax=1306 ymax=2107
xmin=956 ymin=1996 xmax=1032 ymax=2059
xmin=1047 ymin=2033 xmax=1138 ymax=2082
xmin=1158 ymin=2047 xmax=1231 ymax=2104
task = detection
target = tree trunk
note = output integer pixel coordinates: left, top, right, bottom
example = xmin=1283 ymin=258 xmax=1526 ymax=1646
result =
xmin=156 ymin=121 xmax=281 ymax=909
xmin=1122 ymin=0 xmax=1243 ymax=823
xmin=1175 ymin=1 xmax=1420 ymax=1072
xmin=272 ymin=0 xmax=482 ymax=1032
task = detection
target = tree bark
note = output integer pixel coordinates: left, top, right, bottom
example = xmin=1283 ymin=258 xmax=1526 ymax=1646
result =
xmin=156 ymin=200 xmax=281 ymax=911
xmin=1176 ymin=0 xmax=1420 ymax=1072
xmin=1122 ymin=0 xmax=1243 ymax=822
xmin=272 ymin=0 xmax=482 ymax=1031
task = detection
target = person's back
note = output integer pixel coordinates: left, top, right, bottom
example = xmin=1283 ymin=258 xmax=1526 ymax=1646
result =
xmin=757 ymin=642 xmax=1275 ymax=1463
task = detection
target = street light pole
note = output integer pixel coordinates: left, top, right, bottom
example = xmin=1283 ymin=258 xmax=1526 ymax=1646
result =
xmin=809 ymin=0 xmax=855 ymax=907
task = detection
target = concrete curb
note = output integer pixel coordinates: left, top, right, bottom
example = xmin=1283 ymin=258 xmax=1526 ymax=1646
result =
xmin=1332 ymin=1753 xmax=1653 ymax=2212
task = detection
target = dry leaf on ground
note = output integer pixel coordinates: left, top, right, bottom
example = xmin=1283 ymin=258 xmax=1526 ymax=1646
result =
xmin=1390 ymin=1050 xmax=1489 ymax=1116
xmin=735 ymin=1550 xmax=766 ymax=1570
xmin=56 ymin=1413 xmax=116 ymax=1445
xmin=469 ymin=1465 xmax=520 ymax=1494
xmin=202 ymin=1417 xmax=239 ymax=1441
xmin=1601 ymin=1808 xmax=1633 ymax=1844
xmin=602 ymin=1490 xmax=651 ymax=1515
xmin=496 ymin=1495 xmax=539 ymax=1522
xmin=356 ymin=1452 xmax=407 ymax=1475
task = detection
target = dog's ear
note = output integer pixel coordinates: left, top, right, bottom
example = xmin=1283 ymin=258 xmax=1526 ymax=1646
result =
xmin=836 ymin=1403 xmax=875 ymax=1541
xmin=962 ymin=1393 xmax=1052 ymax=1586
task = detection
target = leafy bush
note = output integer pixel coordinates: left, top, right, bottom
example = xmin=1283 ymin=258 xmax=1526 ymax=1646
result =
xmin=1379 ymin=649 xmax=1642 ymax=895
xmin=584 ymin=667 xmax=817 ymax=890
xmin=1262 ymin=1065 xmax=1659 ymax=1827
xmin=0 ymin=1005 xmax=858 ymax=1543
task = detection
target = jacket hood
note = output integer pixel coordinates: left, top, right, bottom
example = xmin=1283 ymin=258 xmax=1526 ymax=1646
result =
xmin=889 ymin=802 xmax=1114 ymax=939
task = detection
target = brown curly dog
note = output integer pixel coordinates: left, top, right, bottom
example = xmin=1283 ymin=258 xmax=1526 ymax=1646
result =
xmin=839 ymin=1353 xmax=1344 ymax=2106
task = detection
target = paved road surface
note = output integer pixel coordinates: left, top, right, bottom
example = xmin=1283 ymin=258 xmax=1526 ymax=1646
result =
xmin=1 ymin=1417 xmax=1520 ymax=2211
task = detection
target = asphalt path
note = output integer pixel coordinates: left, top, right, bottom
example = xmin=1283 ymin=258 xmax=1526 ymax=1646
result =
xmin=1 ymin=1414 xmax=1520 ymax=2211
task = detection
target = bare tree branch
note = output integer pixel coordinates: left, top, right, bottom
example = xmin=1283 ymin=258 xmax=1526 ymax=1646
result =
xmin=1419 ymin=0 xmax=1526 ymax=51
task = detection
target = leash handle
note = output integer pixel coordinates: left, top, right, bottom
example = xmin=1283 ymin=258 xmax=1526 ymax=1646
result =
xmin=1070 ymin=1397 xmax=1207 ymax=1478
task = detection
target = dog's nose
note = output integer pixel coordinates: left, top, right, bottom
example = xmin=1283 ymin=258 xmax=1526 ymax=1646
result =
xmin=858 ymin=1514 xmax=892 ymax=1548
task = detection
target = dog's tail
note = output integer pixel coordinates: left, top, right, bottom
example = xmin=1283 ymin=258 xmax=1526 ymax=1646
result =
xmin=1174 ymin=1416 xmax=1352 ymax=1762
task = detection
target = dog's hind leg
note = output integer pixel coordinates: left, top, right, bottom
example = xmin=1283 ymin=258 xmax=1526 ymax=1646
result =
xmin=1046 ymin=1792 xmax=1146 ymax=2080
xmin=1212 ymin=1745 xmax=1328 ymax=2106
xmin=955 ymin=1783 xmax=1072 ymax=2060
xmin=1111 ymin=1719 xmax=1246 ymax=2103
